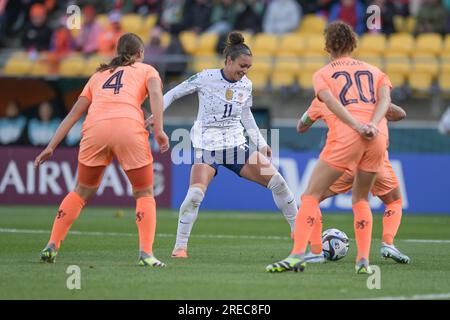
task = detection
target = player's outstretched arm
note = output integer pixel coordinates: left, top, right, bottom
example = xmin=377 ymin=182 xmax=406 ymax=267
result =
xmin=147 ymin=77 xmax=169 ymax=153
xmin=34 ymin=97 xmax=90 ymax=167
xmin=386 ymin=103 xmax=406 ymax=122
xmin=297 ymin=111 xmax=315 ymax=133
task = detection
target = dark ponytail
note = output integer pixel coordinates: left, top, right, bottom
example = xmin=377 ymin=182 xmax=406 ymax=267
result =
xmin=97 ymin=33 xmax=144 ymax=73
xmin=223 ymin=31 xmax=252 ymax=62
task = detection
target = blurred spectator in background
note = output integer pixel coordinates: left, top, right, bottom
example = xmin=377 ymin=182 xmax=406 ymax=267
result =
xmin=0 ymin=101 xmax=27 ymax=145
xmin=144 ymin=27 xmax=166 ymax=72
xmin=77 ymin=5 xmax=103 ymax=56
xmin=182 ymin=0 xmax=213 ymax=34
xmin=415 ymin=0 xmax=448 ymax=35
xmin=366 ymin=0 xmax=397 ymax=35
xmin=27 ymin=101 xmax=61 ymax=147
xmin=206 ymin=0 xmax=237 ymax=35
xmin=234 ymin=0 xmax=265 ymax=34
xmin=97 ymin=10 xmax=123 ymax=57
xmin=0 ymin=0 xmax=7 ymax=47
xmin=439 ymin=107 xmax=450 ymax=135
xmin=263 ymin=0 xmax=302 ymax=34
xmin=48 ymin=15 xmax=76 ymax=73
xmin=157 ymin=0 xmax=186 ymax=33
xmin=329 ymin=0 xmax=365 ymax=35
xmin=22 ymin=3 xmax=52 ymax=58
xmin=119 ymin=0 xmax=162 ymax=15
xmin=66 ymin=116 xmax=84 ymax=146
xmin=164 ymin=30 xmax=188 ymax=79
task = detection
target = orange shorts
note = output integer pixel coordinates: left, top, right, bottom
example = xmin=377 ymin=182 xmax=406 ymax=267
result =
xmin=330 ymin=157 xmax=399 ymax=197
xmin=320 ymin=129 xmax=388 ymax=173
xmin=78 ymin=118 xmax=153 ymax=171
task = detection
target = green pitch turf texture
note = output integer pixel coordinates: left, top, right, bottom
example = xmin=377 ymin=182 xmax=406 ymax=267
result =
xmin=1 ymin=205 xmax=449 ymax=300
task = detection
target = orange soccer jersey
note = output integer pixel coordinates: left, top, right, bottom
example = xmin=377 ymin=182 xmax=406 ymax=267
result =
xmin=78 ymin=62 xmax=161 ymax=171
xmin=312 ymin=57 xmax=392 ymax=172
xmin=306 ymin=99 xmax=399 ymax=196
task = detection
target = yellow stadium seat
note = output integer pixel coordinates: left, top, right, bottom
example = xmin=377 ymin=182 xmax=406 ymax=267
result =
xmin=246 ymin=70 xmax=269 ymax=90
xmin=121 ymin=14 xmax=143 ymax=33
xmin=386 ymin=33 xmax=414 ymax=56
xmin=359 ymin=34 xmax=386 ymax=56
xmin=406 ymin=16 xmax=416 ymax=33
xmin=415 ymin=33 xmax=443 ymax=56
xmin=3 ymin=56 xmax=32 ymax=75
xmin=411 ymin=54 xmax=439 ymax=77
xmin=408 ymin=73 xmax=433 ymax=92
xmin=439 ymin=73 xmax=450 ymax=92
xmin=298 ymin=14 xmax=327 ymax=34
xmin=196 ymin=33 xmax=219 ymax=55
xmin=297 ymin=71 xmax=315 ymax=90
xmin=251 ymin=33 xmax=279 ymax=56
xmin=384 ymin=53 xmax=410 ymax=76
xmin=302 ymin=54 xmax=327 ymax=72
xmin=179 ymin=31 xmax=198 ymax=55
xmin=29 ymin=61 xmax=50 ymax=77
xmin=441 ymin=56 xmax=450 ymax=73
xmin=271 ymin=71 xmax=295 ymax=88
xmin=304 ymin=34 xmax=326 ymax=55
xmin=161 ymin=32 xmax=171 ymax=47
xmin=95 ymin=14 xmax=109 ymax=30
xmin=143 ymin=14 xmax=157 ymax=30
xmin=273 ymin=57 xmax=302 ymax=76
xmin=277 ymin=33 xmax=307 ymax=56
xmin=441 ymin=34 xmax=450 ymax=58
xmin=82 ymin=55 xmax=109 ymax=76
xmin=387 ymin=72 xmax=406 ymax=87
xmin=250 ymin=56 xmax=273 ymax=74
xmin=393 ymin=15 xmax=405 ymax=32
xmin=191 ymin=54 xmax=220 ymax=73
xmin=59 ymin=56 xmax=86 ymax=77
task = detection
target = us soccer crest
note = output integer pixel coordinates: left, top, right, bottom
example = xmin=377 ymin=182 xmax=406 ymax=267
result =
xmin=225 ymin=88 xmax=233 ymax=101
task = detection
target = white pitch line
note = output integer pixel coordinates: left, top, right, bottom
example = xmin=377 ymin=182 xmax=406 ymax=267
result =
xmin=367 ymin=292 xmax=450 ymax=300
xmin=1 ymin=228 xmax=450 ymax=243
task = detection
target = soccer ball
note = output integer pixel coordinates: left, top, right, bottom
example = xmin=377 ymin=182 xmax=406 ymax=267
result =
xmin=322 ymin=228 xmax=350 ymax=261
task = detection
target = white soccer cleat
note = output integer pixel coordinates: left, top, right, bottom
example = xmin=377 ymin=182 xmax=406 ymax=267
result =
xmin=303 ymin=251 xmax=326 ymax=263
xmin=380 ymin=243 xmax=410 ymax=264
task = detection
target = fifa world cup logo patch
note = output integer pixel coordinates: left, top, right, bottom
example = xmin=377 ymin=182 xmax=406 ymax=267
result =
xmin=136 ymin=212 xmax=145 ymax=222
xmin=356 ymin=220 xmax=369 ymax=229
xmin=56 ymin=209 xmax=67 ymax=219
xmin=383 ymin=209 xmax=395 ymax=218
xmin=306 ymin=216 xmax=315 ymax=227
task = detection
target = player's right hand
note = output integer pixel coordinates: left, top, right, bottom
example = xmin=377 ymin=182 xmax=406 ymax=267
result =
xmin=34 ymin=147 xmax=53 ymax=167
xmin=155 ymin=131 xmax=170 ymax=153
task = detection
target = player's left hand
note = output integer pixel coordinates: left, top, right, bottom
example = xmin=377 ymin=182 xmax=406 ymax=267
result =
xmin=34 ymin=147 xmax=54 ymax=167
xmin=155 ymin=130 xmax=170 ymax=153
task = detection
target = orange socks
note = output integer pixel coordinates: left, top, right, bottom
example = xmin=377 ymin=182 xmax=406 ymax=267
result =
xmin=136 ymin=196 xmax=157 ymax=255
xmin=353 ymin=200 xmax=373 ymax=261
xmin=48 ymin=191 xmax=86 ymax=249
xmin=382 ymin=198 xmax=403 ymax=245
xmin=309 ymin=208 xmax=323 ymax=254
xmin=292 ymin=195 xmax=320 ymax=255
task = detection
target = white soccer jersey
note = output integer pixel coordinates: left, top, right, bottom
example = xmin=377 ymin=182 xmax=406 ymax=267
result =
xmin=164 ymin=69 xmax=267 ymax=150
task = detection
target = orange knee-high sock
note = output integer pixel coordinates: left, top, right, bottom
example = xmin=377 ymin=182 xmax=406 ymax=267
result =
xmin=292 ymin=195 xmax=320 ymax=255
xmin=309 ymin=208 xmax=323 ymax=254
xmin=136 ymin=196 xmax=157 ymax=255
xmin=48 ymin=191 xmax=86 ymax=249
xmin=353 ymin=200 xmax=373 ymax=262
xmin=382 ymin=198 xmax=403 ymax=245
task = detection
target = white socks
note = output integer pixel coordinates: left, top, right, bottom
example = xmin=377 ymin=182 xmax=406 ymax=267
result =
xmin=174 ymin=187 xmax=205 ymax=249
xmin=267 ymin=172 xmax=297 ymax=232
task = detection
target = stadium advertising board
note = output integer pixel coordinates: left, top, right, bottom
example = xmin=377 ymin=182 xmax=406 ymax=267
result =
xmin=0 ymin=147 xmax=172 ymax=207
xmin=172 ymin=151 xmax=450 ymax=214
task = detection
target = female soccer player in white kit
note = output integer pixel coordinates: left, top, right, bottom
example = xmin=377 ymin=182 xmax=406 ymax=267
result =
xmin=162 ymin=31 xmax=298 ymax=258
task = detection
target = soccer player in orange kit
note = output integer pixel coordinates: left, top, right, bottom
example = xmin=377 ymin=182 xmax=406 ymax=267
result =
xmin=267 ymin=21 xmax=393 ymax=274
xmin=298 ymin=99 xmax=410 ymax=265
xmin=35 ymin=33 xmax=169 ymax=267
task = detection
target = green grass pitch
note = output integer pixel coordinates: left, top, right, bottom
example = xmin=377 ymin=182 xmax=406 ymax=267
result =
xmin=1 ymin=205 xmax=450 ymax=300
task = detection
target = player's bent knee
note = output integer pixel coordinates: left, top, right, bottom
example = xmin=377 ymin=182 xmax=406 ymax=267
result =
xmin=74 ymin=184 xmax=97 ymax=201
